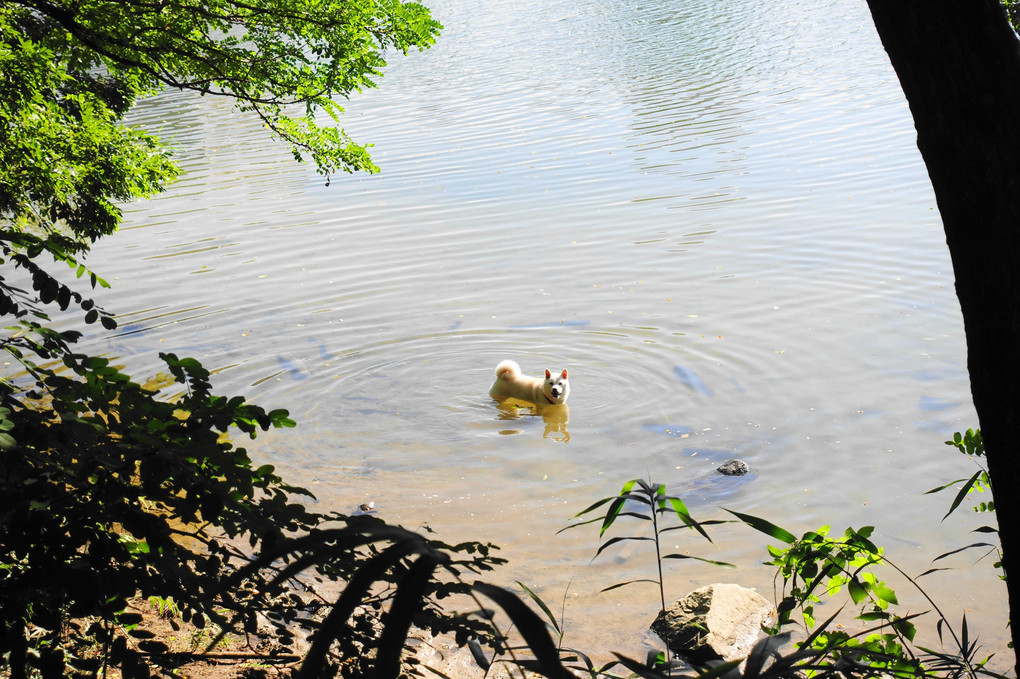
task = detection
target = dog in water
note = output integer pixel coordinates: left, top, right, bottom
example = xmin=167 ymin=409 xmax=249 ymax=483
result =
xmin=488 ymin=360 xmax=569 ymax=406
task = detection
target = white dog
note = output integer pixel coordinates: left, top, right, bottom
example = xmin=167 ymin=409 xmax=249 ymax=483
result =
xmin=488 ymin=360 xmax=569 ymax=406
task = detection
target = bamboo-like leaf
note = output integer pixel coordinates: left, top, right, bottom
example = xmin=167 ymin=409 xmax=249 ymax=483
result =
xmin=942 ymin=470 xmax=983 ymax=521
xmin=617 ymin=492 xmax=655 ymax=506
xmin=560 ymin=508 xmax=656 ymax=535
xmin=931 ymin=542 xmax=996 ymax=562
xmin=663 ymin=495 xmax=713 ymax=542
xmin=620 ymin=479 xmax=640 ymax=494
xmin=595 ymin=535 xmax=654 ymax=558
xmin=659 ymin=518 xmax=730 ymax=532
xmin=661 ymin=553 xmax=736 ymax=568
xmin=599 ymin=578 xmax=659 ymax=594
xmin=569 ymin=495 xmax=618 ymax=519
xmin=615 ymin=511 xmax=655 ymax=522
xmin=557 ymin=514 xmax=612 ymax=534
xmin=517 ymin=581 xmax=561 ymax=636
xmin=600 ymin=496 xmax=627 ymax=536
xmin=724 ymin=509 xmax=797 ymax=544
xmin=924 ymin=478 xmax=967 ymax=494
xmin=664 ymin=494 xmax=690 ymax=515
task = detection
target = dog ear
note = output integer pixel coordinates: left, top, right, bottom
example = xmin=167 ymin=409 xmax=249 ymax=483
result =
xmin=545 ymin=369 xmax=551 ymax=378
xmin=561 ymin=369 xmax=568 ymax=379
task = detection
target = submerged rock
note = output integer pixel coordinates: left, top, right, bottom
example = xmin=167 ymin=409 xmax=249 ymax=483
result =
xmin=650 ymin=583 xmax=774 ymax=663
xmin=716 ymin=459 xmax=750 ymax=476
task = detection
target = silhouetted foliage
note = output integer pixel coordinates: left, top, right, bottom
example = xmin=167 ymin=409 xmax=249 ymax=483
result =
xmin=0 ymin=2 xmax=527 ymax=677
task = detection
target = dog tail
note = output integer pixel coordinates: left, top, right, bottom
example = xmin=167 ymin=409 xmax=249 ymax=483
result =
xmin=494 ymin=359 xmax=520 ymax=380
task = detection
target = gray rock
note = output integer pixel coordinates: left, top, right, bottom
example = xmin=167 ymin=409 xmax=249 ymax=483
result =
xmin=717 ymin=459 xmax=750 ymax=476
xmin=650 ymin=583 xmax=774 ymax=663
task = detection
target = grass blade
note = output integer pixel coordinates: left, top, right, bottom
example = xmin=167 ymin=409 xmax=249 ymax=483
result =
xmin=517 ymin=581 xmax=561 ymax=637
xmin=472 ymin=582 xmax=574 ymax=679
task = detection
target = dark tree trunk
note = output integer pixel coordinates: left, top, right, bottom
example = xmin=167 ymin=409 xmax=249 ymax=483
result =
xmin=866 ymin=0 xmax=1020 ymax=670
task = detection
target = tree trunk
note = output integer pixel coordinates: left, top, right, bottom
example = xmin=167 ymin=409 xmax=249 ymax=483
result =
xmin=866 ymin=0 xmax=1020 ymax=670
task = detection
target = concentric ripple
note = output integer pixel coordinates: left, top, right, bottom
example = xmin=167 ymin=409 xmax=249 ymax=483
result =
xmin=72 ymin=0 xmax=1008 ymax=662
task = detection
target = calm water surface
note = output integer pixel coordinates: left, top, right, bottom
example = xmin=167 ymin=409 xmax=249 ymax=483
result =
xmin=85 ymin=0 xmax=1007 ymax=662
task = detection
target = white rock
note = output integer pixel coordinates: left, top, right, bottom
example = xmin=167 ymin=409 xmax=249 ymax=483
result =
xmin=650 ymin=583 xmax=775 ymax=663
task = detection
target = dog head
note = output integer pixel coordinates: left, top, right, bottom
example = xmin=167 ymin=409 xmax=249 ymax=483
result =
xmin=542 ymin=369 xmax=570 ymax=404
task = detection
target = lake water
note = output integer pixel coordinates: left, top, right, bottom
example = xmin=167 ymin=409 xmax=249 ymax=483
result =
xmin=84 ymin=0 xmax=1008 ymax=664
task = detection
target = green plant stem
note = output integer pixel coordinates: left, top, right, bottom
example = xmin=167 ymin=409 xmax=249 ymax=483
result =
xmin=652 ymin=499 xmax=666 ymax=613
xmin=884 ymin=557 xmax=977 ymax=675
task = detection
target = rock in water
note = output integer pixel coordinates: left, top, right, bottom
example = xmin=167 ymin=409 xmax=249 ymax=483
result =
xmin=717 ymin=459 xmax=750 ymax=476
xmin=650 ymin=583 xmax=774 ymax=663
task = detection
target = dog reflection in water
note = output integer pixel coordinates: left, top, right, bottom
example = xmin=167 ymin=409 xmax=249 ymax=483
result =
xmin=489 ymin=360 xmax=570 ymax=442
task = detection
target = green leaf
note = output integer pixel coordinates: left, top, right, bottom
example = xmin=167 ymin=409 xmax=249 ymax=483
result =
xmin=847 ymin=577 xmax=868 ymax=604
xmin=931 ymin=542 xmax=996 ymax=562
xmin=600 ymin=496 xmax=628 ymax=537
xmin=894 ymin=617 xmax=917 ymax=642
xmin=569 ymin=495 xmax=616 ymax=519
xmin=924 ymin=478 xmax=967 ymax=494
xmin=942 ymin=470 xmax=983 ymax=520
xmin=661 ymin=553 xmax=736 ymax=568
xmin=724 ymin=508 xmax=797 ymax=544
xmin=517 ymin=581 xmax=561 ymax=636
xmin=870 ymin=581 xmax=898 ymax=605
xmin=595 ymin=535 xmax=654 ymax=558
xmin=599 ymin=578 xmax=660 ymax=594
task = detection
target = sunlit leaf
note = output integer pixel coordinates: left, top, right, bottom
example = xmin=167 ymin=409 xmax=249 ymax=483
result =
xmin=847 ymin=577 xmax=868 ymax=604
xmin=724 ymin=508 xmax=797 ymax=544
